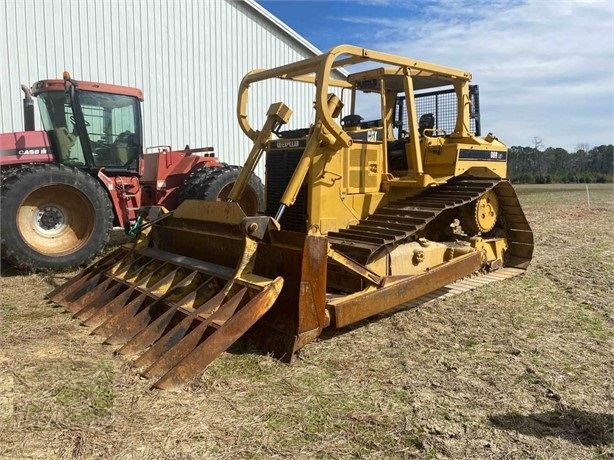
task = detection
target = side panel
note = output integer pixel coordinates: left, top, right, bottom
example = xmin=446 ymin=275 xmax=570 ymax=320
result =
xmin=455 ymin=148 xmax=507 ymax=178
xmin=0 ymin=131 xmax=54 ymax=166
xmin=421 ymin=143 xmax=508 ymax=179
xmin=265 ymin=140 xmax=387 ymax=235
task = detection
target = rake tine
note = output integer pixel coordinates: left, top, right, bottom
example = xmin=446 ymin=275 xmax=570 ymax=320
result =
xmin=103 ymin=270 xmax=197 ymax=346
xmin=72 ymin=278 xmax=117 ymax=319
xmin=129 ymin=288 xmax=229 ymax=367
xmin=46 ymin=247 xmax=127 ymax=303
xmin=153 ymin=277 xmax=283 ymax=390
xmin=143 ymin=288 xmax=247 ymax=378
xmin=81 ymin=287 xmax=135 ymax=327
xmin=118 ymin=276 xmax=221 ymax=357
xmin=92 ymin=265 xmax=177 ymax=338
xmin=93 ymin=294 xmax=147 ymax=337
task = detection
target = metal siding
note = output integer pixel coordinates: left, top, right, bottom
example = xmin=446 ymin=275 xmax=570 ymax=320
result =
xmin=1 ymin=0 xmax=325 ymax=178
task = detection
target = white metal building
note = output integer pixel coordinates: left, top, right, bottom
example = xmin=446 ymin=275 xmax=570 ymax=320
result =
xmin=1 ymin=0 xmax=332 ymax=176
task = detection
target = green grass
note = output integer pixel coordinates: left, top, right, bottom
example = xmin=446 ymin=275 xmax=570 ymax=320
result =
xmin=574 ymin=307 xmax=609 ymax=341
xmin=51 ymin=361 xmax=115 ymax=424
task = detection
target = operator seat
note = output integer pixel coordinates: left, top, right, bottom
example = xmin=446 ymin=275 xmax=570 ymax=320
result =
xmin=341 ymin=114 xmax=364 ymax=130
xmin=418 ymin=113 xmax=435 ymax=136
xmin=110 ymin=131 xmax=138 ymax=167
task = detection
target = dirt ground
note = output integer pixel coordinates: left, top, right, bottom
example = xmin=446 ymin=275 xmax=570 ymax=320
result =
xmin=1 ymin=183 xmax=613 ymax=459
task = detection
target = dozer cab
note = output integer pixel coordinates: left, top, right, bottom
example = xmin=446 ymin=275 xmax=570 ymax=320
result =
xmin=48 ymin=45 xmax=533 ymax=389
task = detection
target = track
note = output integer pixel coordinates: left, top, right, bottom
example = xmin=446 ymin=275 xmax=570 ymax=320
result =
xmin=327 ymin=178 xmax=533 ymax=269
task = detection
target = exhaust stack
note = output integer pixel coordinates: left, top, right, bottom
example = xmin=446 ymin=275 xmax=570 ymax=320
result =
xmin=21 ymin=84 xmax=35 ymax=131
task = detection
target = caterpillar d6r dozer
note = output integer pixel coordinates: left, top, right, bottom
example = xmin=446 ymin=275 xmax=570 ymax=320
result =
xmin=48 ymin=45 xmax=533 ymax=389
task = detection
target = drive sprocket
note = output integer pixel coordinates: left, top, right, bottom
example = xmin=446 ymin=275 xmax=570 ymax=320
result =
xmin=462 ymin=190 xmax=499 ymax=234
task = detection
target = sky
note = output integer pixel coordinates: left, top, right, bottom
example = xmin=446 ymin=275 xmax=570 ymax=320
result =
xmin=258 ymin=0 xmax=613 ymax=151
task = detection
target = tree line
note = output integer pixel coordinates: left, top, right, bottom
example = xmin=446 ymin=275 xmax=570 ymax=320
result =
xmin=507 ymin=144 xmax=613 ymax=184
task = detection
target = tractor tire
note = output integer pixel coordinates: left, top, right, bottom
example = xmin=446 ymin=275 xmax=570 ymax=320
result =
xmin=0 ymin=164 xmax=113 ymax=271
xmin=179 ymin=165 xmax=265 ymax=215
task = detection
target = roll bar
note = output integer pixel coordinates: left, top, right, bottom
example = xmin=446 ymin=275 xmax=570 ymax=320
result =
xmin=236 ymin=44 xmax=472 ymax=149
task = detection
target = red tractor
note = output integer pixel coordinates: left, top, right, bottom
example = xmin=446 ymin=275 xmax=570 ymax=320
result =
xmin=0 ymin=73 xmax=264 ymax=271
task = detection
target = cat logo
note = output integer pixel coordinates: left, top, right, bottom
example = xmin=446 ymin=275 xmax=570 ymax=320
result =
xmin=276 ymin=140 xmax=300 ymax=148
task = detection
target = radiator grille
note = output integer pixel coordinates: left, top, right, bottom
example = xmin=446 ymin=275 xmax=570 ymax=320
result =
xmin=265 ymin=148 xmax=308 ymax=233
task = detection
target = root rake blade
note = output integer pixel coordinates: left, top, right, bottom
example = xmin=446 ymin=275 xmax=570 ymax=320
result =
xmin=151 ymin=277 xmax=283 ymax=390
xmin=47 ymin=229 xmax=284 ymax=389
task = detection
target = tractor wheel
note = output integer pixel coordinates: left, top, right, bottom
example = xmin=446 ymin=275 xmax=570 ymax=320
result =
xmin=0 ymin=164 xmax=113 ymax=271
xmin=179 ymin=165 xmax=265 ymax=215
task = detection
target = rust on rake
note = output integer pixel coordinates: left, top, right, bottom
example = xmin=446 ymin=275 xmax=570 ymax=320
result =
xmin=48 ymin=236 xmax=283 ymax=390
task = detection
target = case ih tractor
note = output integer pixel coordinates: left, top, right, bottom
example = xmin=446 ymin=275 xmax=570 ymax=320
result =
xmin=0 ymin=73 xmax=263 ymax=271
xmin=49 ymin=45 xmax=533 ymax=389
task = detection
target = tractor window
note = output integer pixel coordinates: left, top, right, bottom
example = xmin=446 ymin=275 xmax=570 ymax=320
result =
xmin=78 ymin=91 xmax=141 ymax=170
xmin=36 ymin=90 xmax=141 ymax=171
xmin=37 ymin=92 xmax=87 ymax=166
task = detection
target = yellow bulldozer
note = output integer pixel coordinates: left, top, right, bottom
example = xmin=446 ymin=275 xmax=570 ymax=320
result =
xmin=48 ymin=45 xmax=533 ymax=389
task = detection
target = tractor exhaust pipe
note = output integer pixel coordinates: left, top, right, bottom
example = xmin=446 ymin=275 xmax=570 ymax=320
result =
xmin=21 ymin=84 xmax=35 ymax=131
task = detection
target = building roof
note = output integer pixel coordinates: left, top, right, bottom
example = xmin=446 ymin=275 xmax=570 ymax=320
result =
xmin=244 ymin=0 xmax=349 ymax=78
xmin=244 ymin=0 xmax=324 ymax=56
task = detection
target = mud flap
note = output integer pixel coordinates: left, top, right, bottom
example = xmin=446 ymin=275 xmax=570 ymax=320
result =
xmin=47 ymin=228 xmax=283 ymax=390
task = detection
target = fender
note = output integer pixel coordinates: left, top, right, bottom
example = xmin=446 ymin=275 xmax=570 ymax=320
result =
xmin=96 ymin=169 xmax=142 ymax=229
xmin=0 ymin=131 xmax=54 ymax=165
xmin=140 ymin=146 xmax=222 ymax=209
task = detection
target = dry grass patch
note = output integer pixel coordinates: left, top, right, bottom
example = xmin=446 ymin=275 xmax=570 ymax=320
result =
xmin=1 ymin=183 xmax=613 ymax=459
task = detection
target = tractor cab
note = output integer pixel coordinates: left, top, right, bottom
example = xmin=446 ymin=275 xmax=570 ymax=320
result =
xmin=31 ymin=73 xmax=144 ymax=175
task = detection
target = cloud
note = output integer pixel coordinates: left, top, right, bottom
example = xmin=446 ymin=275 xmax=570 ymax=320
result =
xmin=337 ymin=0 xmax=614 ymax=149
